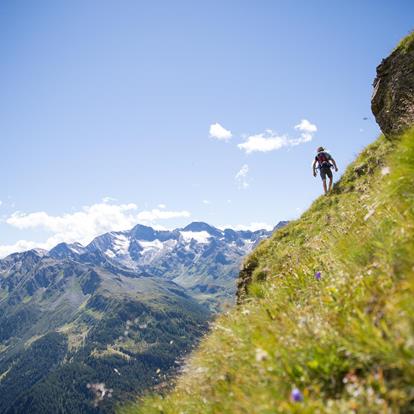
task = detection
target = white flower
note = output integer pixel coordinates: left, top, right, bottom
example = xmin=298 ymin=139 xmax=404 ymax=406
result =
xmin=255 ymin=348 xmax=268 ymax=362
xmin=381 ymin=166 xmax=390 ymax=176
xmin=364 ymin=208 xmax=375 ymax=221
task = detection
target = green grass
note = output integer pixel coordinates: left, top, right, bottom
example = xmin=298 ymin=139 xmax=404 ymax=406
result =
xmin=122 ymin=128 xmax=414 ymax=413
xmin=395 ymin=30 xmax=414 ymax=52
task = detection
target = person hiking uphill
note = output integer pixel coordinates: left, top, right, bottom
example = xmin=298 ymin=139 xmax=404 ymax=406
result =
xmin=313 ymin=146 xmax=338 ymax=194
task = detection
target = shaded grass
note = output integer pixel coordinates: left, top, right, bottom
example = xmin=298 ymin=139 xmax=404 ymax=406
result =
xmin=122 ymin=129 xmax=414 ymax=413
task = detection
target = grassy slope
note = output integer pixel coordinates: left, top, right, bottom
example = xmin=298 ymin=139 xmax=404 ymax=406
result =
xmin=123 ymin=128 xmax=414 ymax=414
xmin=396 ymin=30 xmax=414 ymax=52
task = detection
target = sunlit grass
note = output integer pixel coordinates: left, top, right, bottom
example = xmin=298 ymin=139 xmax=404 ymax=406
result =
xmin=396 ymin=30 xmax=414 ymax=52
xmin=121 ymin=128 xmax=414 ymax=414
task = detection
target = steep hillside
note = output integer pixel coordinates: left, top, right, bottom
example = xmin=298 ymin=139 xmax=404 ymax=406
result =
xmin=128 ymin=37 xmax=414 ymax=413
xmin=0 ymin=251 xmax=209 ymax=413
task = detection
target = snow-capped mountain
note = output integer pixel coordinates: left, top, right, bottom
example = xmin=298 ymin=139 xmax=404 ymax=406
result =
xmin=0 ymin=221 xmax=286 ymax=412
xmin=48 ymin=221 xmax=287 ymax=309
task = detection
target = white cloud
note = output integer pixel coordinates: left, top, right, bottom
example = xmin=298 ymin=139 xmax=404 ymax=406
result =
xmin=238 ymin=130 xmax=288 ymax=154
xmin=235 ymin=164 xmax=250 ymax=189
xmin=0 ymin=240 xmax=41 ymax=258
xmin=202 ymin=200 xmax=211 ymax=205
xmin=219 ymin=222 xmax=274 ymax=231
xmin=294 ymin=119 xmax=317 ymax=133
xmin=209 ymin=123 xmax=232 ymax=141
xmin=102 ymin=196 xmax=117 ymax=203
xmin=292 ymin=119 xmax=318 ymax=145
xmin=157 ymin=204 xmax=167 ymax=209
xmin=238 ymin=119 xmax=317 ymax=154
xmin=136 ymin=209 xmax=190 ymax=221
xmin=0 ymin=202 xmax=191 ymax=258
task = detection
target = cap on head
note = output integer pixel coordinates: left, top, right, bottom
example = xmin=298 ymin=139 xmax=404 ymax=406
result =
xmin=317 ymin=146 xmax=325 ymax=152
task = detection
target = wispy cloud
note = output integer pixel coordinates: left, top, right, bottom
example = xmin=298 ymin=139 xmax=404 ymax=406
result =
xmin=238 ymin=119 xmax=317 ymax=154
xmin=0 ymin=200 xmax=190 ymax=258
xmin=136 ymin=208 xmax=190 ymax=221
xmin=238 ymin=130 xmax=287 ymax=154
xmin=235 ymin=164 xmax=250 ymax=189
xmin=0 ymin=240 xmax=41 ymax=258
xmin=293 ymin=119 xmax=317 ymax=144
xmin=219 ymin=222 xmax=274 ymax=231
xmin=102 ymin=196 xmax=117 ymax=203
xmin=209 ymin=123 xmax=232 ymax=141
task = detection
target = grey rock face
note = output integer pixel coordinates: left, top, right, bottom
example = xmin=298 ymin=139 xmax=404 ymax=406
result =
xmin=371 ymin=34 xmax=414 ymax=138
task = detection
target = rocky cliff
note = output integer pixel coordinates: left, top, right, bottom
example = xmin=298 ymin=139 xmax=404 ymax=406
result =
xmin=371 ymin=31 xmax=414 ymax=137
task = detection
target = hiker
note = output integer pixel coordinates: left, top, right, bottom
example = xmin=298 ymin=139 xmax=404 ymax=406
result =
xmin=312 ymin=146 xmax=338 ymax=194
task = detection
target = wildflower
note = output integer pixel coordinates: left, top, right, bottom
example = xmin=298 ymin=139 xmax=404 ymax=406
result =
xmin=291 ymin=388 xmax=303 ymax=402
xmin=255 ymin=348 xmax=268 ymax=362
xmin=315 ymin=271 xmax=322 ymax=280
xmin=381 ymin=166 xmax=390 ymax=176
xmin=364 ymin=208 xmax=375 ymax=221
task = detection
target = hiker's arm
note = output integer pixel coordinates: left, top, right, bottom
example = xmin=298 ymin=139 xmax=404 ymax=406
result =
xmin=331 ymin=158 xmax=338 ymax=171
xmin=312 ymin=160 xmax=317 ymax=176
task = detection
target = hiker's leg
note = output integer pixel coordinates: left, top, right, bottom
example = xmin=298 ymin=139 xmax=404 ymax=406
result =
xmin=328 ymin=177 xmax=333 ymax=192
xmin=320 ymin=168 xmax=327 ymax=194
xmin=326 ymin=169 xmax=333 ymax=193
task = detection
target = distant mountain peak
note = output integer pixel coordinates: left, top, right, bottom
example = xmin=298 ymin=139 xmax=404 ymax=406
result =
xmin=30 ymin=248 xmax=49 ymax=256
xmin=49 ymin=242 xmax=86 ymax=259
xmin=182 ymin=222 xmax=222 ymax=236
xmin=130 ymin=223 xmax=158 ymax=241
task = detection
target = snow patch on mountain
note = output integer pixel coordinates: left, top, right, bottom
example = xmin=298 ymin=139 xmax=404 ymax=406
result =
xmin=69 ymin=243 xmax=86 ymax=254
xmin=111 ymin=234 xmax=130 ymax=255
xmin=139 ymin=239 xmax=164 ymax=252
xmin=180 ymin=231 xmax=211 ymax=244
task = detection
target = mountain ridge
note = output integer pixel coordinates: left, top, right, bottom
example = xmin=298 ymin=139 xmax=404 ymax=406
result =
xmin=0 ymin=221 xmax=286 ymax=412
xmin=5 ymin=221 xmax=287 ymax=310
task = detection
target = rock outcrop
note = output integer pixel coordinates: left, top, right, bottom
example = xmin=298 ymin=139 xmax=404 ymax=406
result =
xmin=371 ymin=32 xmax=414 ymax=138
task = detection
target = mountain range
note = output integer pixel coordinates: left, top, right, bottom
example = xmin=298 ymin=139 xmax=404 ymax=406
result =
xmin=0 ymin=221 xmax=286 ymax=413
xmin=46 ymin=221 xmax=287 ymax=310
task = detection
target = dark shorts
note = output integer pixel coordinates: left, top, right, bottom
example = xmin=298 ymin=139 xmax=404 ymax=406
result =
xmin=320 ymin=166 xmax=333 ymax=180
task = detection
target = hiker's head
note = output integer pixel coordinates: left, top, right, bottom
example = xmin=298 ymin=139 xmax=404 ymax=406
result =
xmin=317 ymin=146 xmax=325 ymax=153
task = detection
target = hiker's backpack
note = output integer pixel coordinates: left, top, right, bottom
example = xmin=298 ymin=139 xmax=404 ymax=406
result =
xmin=316 ymin=152 xmax=332 ymax=168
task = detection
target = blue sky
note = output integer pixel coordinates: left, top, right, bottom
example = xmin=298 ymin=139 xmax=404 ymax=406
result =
xmin=0 ymin=0 xmax=413 ymax=256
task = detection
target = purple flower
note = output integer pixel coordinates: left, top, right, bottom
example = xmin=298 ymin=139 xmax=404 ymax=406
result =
xmin=291 ymin=388 xmax=303 ymax=402
xmin=315 ymin=271 xmax=322 ymax=280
